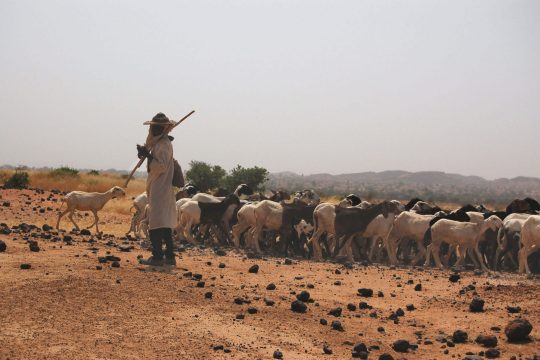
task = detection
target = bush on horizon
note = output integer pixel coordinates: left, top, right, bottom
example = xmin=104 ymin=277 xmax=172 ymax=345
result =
xmin=4 ymin=170 xmax=30 ymax=189
xmin=49 ymin=166 xmax=79 ymax=178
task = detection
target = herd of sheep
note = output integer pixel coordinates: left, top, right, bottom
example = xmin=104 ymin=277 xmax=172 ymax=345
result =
xmin=56 ymin=184 xmax=540 ymax=274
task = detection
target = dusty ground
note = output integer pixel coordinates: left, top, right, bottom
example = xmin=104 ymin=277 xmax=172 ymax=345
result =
xmin=0 ymin=188 xmax=538 ymax=360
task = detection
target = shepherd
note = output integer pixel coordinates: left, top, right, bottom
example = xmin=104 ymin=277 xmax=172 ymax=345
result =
xmin=137 ymin=112 xmax=178 ymax=266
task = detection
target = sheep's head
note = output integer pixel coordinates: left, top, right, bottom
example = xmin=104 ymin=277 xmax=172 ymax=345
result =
xmin=111 ymin=186 xmax=126 ymax=199
xmin=235 ymin=184 xmax=254 ymax=198
xmin=294 ymin=219 xmax=314 ymax=238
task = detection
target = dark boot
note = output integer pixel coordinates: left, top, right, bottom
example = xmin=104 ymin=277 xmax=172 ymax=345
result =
xmin=163 ymin=228 xmax=176 ymax=266
xmin=141 ymin=229 xmax=164 ymax=266
xmin=139 ymin=256 xmax=164 ymax=266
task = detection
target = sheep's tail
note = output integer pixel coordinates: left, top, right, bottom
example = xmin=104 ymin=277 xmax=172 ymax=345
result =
xmin=423 ymin=226 xmax=432 ymax=248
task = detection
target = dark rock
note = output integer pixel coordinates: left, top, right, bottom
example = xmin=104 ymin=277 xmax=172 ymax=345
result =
xmin=358 ymin=288 xmax=373 ymax=297
xmin=476 ymin=335 xmax=497 ymax=347
xmin=359 ymin=301 xmax=372 ymax=309
xmin=218 ymin=262 xmax=226 ymax=268
xmin=118 ymin=244 xmax=132 ymax=252
xmin=247 ymin=307 xmax=258 ymax=314
xmin=264 ymin=298 xmax=275 ymax=306
xmin=284 ymin=258 xmax=293 ymax=265
xmin=29 ymin=241 xmax=40 ymax=252
xmin=320 ymin=318 xmax=327 ymax=325
xmin=296 ymin=290 xmax=310 ymax=302
xmin=392 ymin=339 xmax=410 ymax=352
xmin=328 ymin=307 xmax=342 ymax=317
xmin=291 ymin=300 xmax=307 ymax=313
xmin=331 ymin=320 xmax=343 ymax=331
xmin=406 ymin=304 xmax=415 ymax=311
xmin=352 ymin=343 xmax=368 ymax=358
xmin=452 ymin=330 xmax=468 ymax=343
xmin=504 ymin=318 xmax=533 ymax=342
xmin=42 ymin=224 xmax=52 ymax=232
xmin=0 ymin=240 xmax=7 ymax=252
xmin=212 ymin=344 xmax=224 ymax=351
xmin=80 ymin=229 xmax=91 ymax=236
xmin=20 ymin=263 xmax=31 ymax=270
xmin=266 ymin=283 xmax=276 ymax=290
xmin=485 ymin=348 xmax=500 ymax=358
xmin=506 ymin=306 xmax=521 ymax=313
xmin=379 ymin=354 xmax=394 ymax=360
xmin=235 ymin=314 xmax=245 ymax=320
xmin=214 ymin=249 xmax=227 ymax=256
xmin=323 ymin=345 xmax=333 ymax=355
xmin=273 ymin=350 xmax=283 ymax=359
xmin=469 ymin=297 xmax=485 ymax=312
xmin=414 ymin=283 xmax=422 ymax=291
xmin=396 ymin=308 xmax=405 ymax=317
xmin=111 ymin=261 xmax=120 ymax=268
xmin=449 ymin=273 xmax=460 ymax=283
xmin=205 ymin=292 xmax=213 ymax=299
xmin=377 ymin=291 xmax=384 ymax=297
xmin=96 ymin=265 xmax=102 ymax=270
xmin=347 ymin=303 xmax=357 ymax=311
xmin=106 ymin=255 xmax=121 ymax=262
xmin=196 ymin=281 xmax=205 ymax=288
xmin=248 ymin=264 xmax=259 ymax=273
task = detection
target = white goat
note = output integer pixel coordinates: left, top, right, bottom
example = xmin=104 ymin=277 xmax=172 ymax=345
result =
xmin=385 ymin=212 xmax=435 ymax=265
xmin=56 ymin=186 xmax=125 ymax=234
xmin=518 ymin=215 xmax=540 ymax=274
xmin=126 ymin=192 xmax=148 ymax=238
xmin=231 ymin=202 xmax=257 ymax=248
xmin=424 ymin=215 xmax=503 ymax=271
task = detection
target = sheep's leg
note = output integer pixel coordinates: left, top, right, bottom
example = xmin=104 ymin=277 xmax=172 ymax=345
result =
xmin=473 ymin=245 xmax=488 ymax=271
xmin=56 ymin=209 xmax=70 ymax=230
xmin=454 ymin=246 xmax=466 ymax=268
xmin=183 ymin=220 xmax=198 ymax=245
xmin=250 ymin=226 xmax=263 ymax=254
xmin=368 ymin=237 xmax=379 ymax=262
xmin=385 ymin=227 xmax=399 ymax=265
xmin=519 ymin=247 xmax=532 ymax=274
xmin=231 ymin=223 xmax=250 ymax=248
xmin=506 ymin=252 xmax=518 ymax=269
xmin=442 ymin=244 xmax=455 ymax=267
xmin=411 ymin=239 xmax=427 ymax=265
xmin=493 ymin=247 xmax=503 ymax=270
xmin=432 ymin=245 xmax=445 ymax=269
xmin=68 ymin=211 xmax=80 ymax=231
xmin=309 ymin=229 xmax=324 ymax=261
xmin=93 ymin=211 xmax=100 ymax=234
xmin=424 ymin=244 xmax=432 ymax=267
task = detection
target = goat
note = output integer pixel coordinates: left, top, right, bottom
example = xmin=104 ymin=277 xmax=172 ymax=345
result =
xmin=506 ymin=197 xmax=540 ymax=214
xmin=411 ymin=201 xmax=443 ymax=215
xmin=518 ymin=215 xmax=540 ymax=274
xmin=178 ymin=194 xmax=241 ymax=244
xmin=334 ymin=201 xmax=400 ymax=262
xmin=493 ymin=214 xmax=532 ymax=270
xmin=57 ymin=186 xmax=125 ymax=234
xmin=231 ymin=202 xmax=257 ymax=248
xmin=278 ymin=201 xmax=317 ymax=256
xmin=385 ymin=211 xmax=436 ymax=265
xmin=424 ymin=216 xmax=502 ymax=271
xmin=126 ymin=192 xmax=149 ymax=238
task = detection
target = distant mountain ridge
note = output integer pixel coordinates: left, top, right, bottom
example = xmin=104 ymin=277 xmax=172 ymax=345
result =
xmin=267 ymin=170 xmax=540 ymax=205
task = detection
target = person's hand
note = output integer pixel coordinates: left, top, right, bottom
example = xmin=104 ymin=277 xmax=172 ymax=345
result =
xmin=136 ymin=145 xmax=152 ymax=160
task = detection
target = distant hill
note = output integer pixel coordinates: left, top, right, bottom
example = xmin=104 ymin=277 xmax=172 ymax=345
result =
xmin=267 ymin=171 xmax=540 ymax=205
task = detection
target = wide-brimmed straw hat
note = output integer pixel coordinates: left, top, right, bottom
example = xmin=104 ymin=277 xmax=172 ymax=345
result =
xmin=143 ymin=112 xmax=175 ymax=126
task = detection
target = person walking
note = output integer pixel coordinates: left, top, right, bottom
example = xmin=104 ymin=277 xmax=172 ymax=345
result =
xmin=137 ymin=112 xmax=177 ymax=266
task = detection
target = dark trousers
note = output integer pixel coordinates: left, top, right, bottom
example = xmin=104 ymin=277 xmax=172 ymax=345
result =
xmin=149 ymin=228 xmax=174 ymax=259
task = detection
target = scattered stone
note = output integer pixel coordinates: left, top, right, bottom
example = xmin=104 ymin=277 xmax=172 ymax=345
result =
xmin=205 ymin=292 xmax=213 ymax=299
xmin=80 ymin=229 xmax=91 ymax=236
xmin=392 ymin=339 xmax=410 ymax=352
xmin=476 ymin=335 xmax=497 ymax=348
xmin=0 ymin=240 xmax=7 ymax=252
xmin=291 ymin=300 xmax=307 ymax=313
xmin=352 ymin=343 xmax=368 ymax=358
xmin=379 ymin=354 xmax=394 ymax=360
xmin=469 ymin=297 xmax=485 ymax=312
xmin=29 ymin=241 xmax=40 ymax=252
xmin=266 ymin=283 xmax=276 ymax=290
xmin=323 ymin=345 xmax=333 ymax=355
xmin=111 ymin=261 xmax=120 ymax=268
xmin=296 ymin=290 xmax=310 ymax=302
xmin=378 ymin=291 xmax=384 ymax=297
xmin=214 ymin=249 xmax=227 ymax=256
xmin=196 ymin=281 xmax=205 ymax=288
xmin=264 ymin=298 xmax=275 ymax=306
xmin=248 ymin=264 xmax=259 ymax=273
xmin=452 ymin=330 xmax=468 ymax=343
xmin=504 ymin=318 xmax=533 ymax=342
xmin=218 ymin=262 xmax=226 ymax=268
xmin=328 ymin=307 xmax=342 ymax=317
xmin=320 ymin=318 xmax=327 ymax=325
xmin=359 ymin=301 xmax=372 ymax=309
xmin=449 ymin=273 xmax=460 ymax=283
xmin=273 ymin=350 xmax=283 ymax=359
xmin=506 ymin=306 xmax=521 ymax=313
xmin=331 ymin=320 xmax=344 ymax=331
xmin=406 ymin=304 xmax=415 ymax=311
xmin=395 ymin=308 xmax=405 ymax=317
xmin=212 ymin=344 xmax=224 ymax=351
xmin=347 ymin=303 xmax=357 ymax=311
xmin=414 ymin=283 xmax=422 ymax=291
xmin=485 ymin=348 xmax=500 ymax=358
xmin=96 ymin=265 xmax=102 ymax=270
xmin=358 ymin=288 xmax=373 ymax=297
xmin=235 ymin=314 xmax=245 ymax=320
xmin=118 ymin=244 xmax=132 ymax=252
xmin=284 ymin=258 xmax=293 ymax=265
xmin=20 ymin=263 xmax=31 ymax=270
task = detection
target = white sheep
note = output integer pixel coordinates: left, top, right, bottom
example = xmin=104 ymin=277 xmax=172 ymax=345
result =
xmin=518 ymin=215 xmax=540 ymax=274
xmin=231 ymin=202 xmax=257 ymax=248
xmin=424 ymin=215 xmax=503 ymax=270
xmin=385 ymin=211 xmax=435 ymax=265
xmin=126 ymin=192 xmax=148 ymax=238
xmin=56 ymin=186 xmax=126 ymax=234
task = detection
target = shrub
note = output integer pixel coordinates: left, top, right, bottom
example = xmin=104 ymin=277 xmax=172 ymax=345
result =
xmin=4 ymin=171 xmax=30 ymax=189
xmin=88 ymin=170 xmax=100 ymax=176
xmin=49 ymin=166 xmax=79 ymax=178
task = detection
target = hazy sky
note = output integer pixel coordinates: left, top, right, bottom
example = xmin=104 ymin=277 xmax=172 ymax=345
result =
xmin=1 ymin=0 xmax=539 ymax=179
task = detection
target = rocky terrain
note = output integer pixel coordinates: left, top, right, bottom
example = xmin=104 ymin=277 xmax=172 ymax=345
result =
xmin=0 ymin=188 xmax=538 ymax=359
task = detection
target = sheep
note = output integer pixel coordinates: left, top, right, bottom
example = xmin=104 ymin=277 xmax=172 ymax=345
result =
xmin=178 ymin=194 xmax=241 ymax=244
xmin=517 ymin=215 xmax=540 ymax=274
xmin=424 ymin=215 xmax=503 ymax=271
xmin=126 ymin=192 xmax=148 ymax=239
xmin=278 ymin=201 xmax=318 ymax=256
xmin=385 ymin=212 xmax=435 ymax=265
xmin=231 ymin=202 xmax=257 ymax=248
xmin=411 ymin=201 xmax=442 ymax=215
xmin=333 ymin=201 xmax=401 ymax=262
xmin=56 ymin=186 xmax=125 ymax=234
xmin=493 ymin=215 xmax=531 ymax=270
xmin=506 ymin=197 xmax=540 ymax=214
xmin=292 ymin=189 xmax=320 ymax=206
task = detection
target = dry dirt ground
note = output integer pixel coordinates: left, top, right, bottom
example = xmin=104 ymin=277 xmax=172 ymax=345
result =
xmin=0 ymin=189 xmax=538 ymax=360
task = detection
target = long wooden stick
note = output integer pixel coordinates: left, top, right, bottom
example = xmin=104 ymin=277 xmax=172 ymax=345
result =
xmin=124 ymin=110 xmax=195 ymax=187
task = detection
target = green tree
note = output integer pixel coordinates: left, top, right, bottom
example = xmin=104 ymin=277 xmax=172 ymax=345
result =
xmin=221 ymin=165 xmax=269 ymax=191
xmin=185 ymin=161 xmax=226 ymax=192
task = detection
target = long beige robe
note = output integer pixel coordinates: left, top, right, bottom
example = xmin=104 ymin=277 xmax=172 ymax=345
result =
xmin=145 ymin=136 xmax=176 ymax=230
